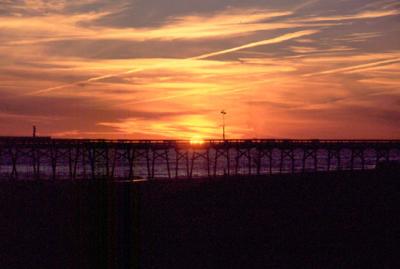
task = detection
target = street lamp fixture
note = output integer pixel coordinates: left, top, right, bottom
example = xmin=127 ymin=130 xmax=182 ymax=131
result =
xmin=221 ymin=110 xmax=227 ymax=141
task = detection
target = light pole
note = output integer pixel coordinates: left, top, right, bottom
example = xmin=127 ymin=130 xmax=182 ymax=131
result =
xmin=221 ymin=110 xmax=227 ymax=141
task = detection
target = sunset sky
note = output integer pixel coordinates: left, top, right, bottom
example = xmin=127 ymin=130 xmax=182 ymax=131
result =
xmin=1 ymin=0 xmax=399 ymax=139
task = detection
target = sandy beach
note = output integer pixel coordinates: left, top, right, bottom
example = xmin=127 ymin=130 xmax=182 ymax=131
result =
xmin=0 ymin=169 xmax=397 ymax=268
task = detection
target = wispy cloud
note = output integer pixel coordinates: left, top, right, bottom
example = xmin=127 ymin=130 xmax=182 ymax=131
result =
xmin=304 ymin=57 xmax=400 ymax=76
xmin=1 ymin=8 xmax=303 ymax=46
xmin=1 ymin=1 xmax=399 ymax=138
xmin=295 ymin=9 xmax=400 ymax=22
xmin=28 ymin=30 xmax=317 ymax=95
xmin=192 ymin=30 xmax=319 ymax=59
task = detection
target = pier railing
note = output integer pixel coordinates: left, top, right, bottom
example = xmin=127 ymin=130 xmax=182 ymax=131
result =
xmin=0 ymin=138 xmax=399 ymax=180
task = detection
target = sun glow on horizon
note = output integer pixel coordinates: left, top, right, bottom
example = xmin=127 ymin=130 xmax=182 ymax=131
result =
xmin=0 ymin=1 xmax=399 ymax=139
xmin=190 ymin=135 xmax=205 ymax=145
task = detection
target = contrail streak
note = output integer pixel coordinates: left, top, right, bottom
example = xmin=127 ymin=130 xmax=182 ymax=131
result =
xmin=292 ymin=0 xmax=320 ymax=12
xmin=123 ymin=78 xmax=277 ymax=106
xmin=28 ymin=30 xmax=318 ymax=96
xmin=303 ymin=58 xmax=400 ymax=76
xmin=30 ymin=68 xmax=143 ymax=95
xmin=190 ymin=30 xmax=318 ymax=60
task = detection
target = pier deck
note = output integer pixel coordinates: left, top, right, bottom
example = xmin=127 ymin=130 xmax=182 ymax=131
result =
xmin=0 ymin=138 xmax=399 ymax=180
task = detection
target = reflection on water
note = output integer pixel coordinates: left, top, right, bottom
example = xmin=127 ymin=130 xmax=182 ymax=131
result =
xmin=0 ymin=148 xmax=399 ymax=180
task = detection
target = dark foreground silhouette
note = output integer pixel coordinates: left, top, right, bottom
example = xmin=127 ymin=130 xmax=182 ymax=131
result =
xmin=0 ymin=169 xmax=398 ymax=268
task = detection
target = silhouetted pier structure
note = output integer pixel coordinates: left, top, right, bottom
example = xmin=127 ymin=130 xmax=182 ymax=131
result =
xmin=0 ymin=137 xmax=399 ymax=180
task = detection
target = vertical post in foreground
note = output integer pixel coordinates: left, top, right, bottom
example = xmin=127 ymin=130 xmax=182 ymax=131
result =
xmin=221 ymin=110 xmax=227 ymax=141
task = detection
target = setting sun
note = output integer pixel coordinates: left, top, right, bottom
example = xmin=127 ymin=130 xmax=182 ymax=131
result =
xmin=0 ymin=1 xmax=399 ymax=140
xmin=190 ymin=136 xmax=205 ymax=145
xmin=1 ymin=1 xmax=399 ymax=269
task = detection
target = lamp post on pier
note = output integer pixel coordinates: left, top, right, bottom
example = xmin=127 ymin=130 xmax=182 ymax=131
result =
xmin=221 ymin=110 xmax=227 ymax=141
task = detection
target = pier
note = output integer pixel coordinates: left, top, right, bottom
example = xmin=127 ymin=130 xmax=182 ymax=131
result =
xmin=0 ymin=137 xmax=399 ymax=180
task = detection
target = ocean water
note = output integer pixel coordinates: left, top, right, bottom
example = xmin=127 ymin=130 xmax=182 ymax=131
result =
xmin=0 ymin=147 xmax=399 ymax=180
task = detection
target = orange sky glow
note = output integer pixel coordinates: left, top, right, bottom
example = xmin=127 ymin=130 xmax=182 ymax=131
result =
xmin=0 ymin=0 xmax=399 ymax=139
